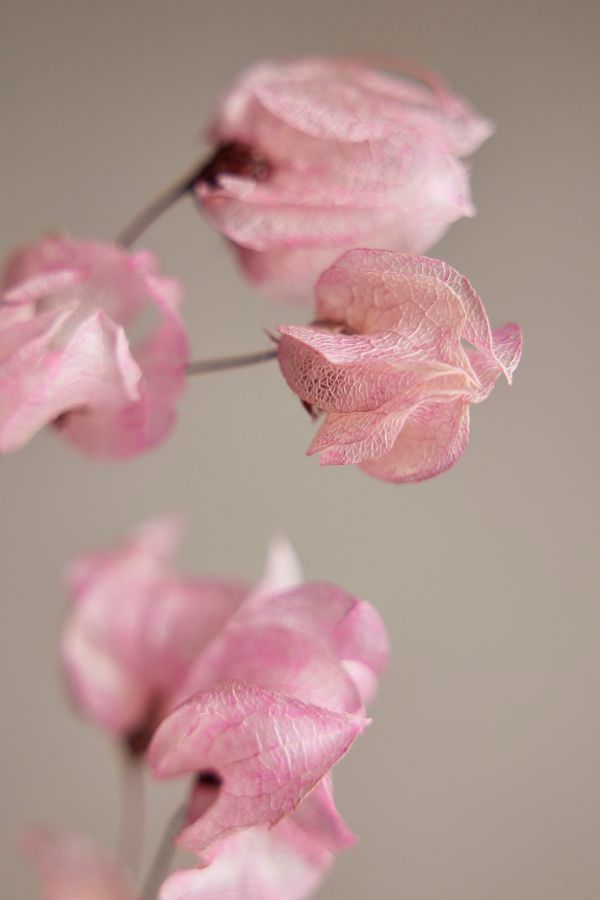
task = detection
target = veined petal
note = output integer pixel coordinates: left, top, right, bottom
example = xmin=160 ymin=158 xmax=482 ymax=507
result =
xmin=178 ymin=622 xmax=362 ymax=714
xmin=360 ymin=398 xmax=471 ymax=483
xmin=240 ymin=581 xmax=389 ymax=705
xmin=0 ymin=311 xmax=142 ymax=454
xmin=148 ymin=680 xmax=368 ymax=852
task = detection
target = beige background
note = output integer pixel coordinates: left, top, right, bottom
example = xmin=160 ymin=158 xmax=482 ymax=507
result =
xmin=1 ymin=1 xmax=599 ymax=897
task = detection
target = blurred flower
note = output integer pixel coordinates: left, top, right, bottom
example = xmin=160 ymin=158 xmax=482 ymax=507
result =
xmin=62 ymin=516 xmax=247 ymax=754
xmin=147 ymin=546 xmax=388 ymax=853
xmin=62 ymin=524 xmax=387 ymax=893
xmin=23 ymin=827 xmax=135 ymax=900
xmin=196 ymin=57 xmax=493 ymax=302
xmin=277 ymin=249 xmax=522 ymax=482
xmin=0 ymin=235 xmax=188 ymax=458
xmin=161 ymin=778 xmax=353 ymax=900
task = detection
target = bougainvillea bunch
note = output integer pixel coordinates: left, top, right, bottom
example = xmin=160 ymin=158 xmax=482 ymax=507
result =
xmin=7 ymin=56 xmax=522 ymax=899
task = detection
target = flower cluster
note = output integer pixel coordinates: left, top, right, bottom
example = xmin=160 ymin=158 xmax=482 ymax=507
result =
xmin=31 ymin=521 xmax=387 ymax=899
xmin=10 ymin=54 xmax=523 ymax=900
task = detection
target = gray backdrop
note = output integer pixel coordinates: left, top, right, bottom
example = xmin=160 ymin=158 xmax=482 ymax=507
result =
xmin=1 ymin=1 xmax=599 ymax=897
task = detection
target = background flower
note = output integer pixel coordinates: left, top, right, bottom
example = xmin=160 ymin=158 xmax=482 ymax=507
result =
xmin=62 ymin=516 xmax=247 ymax=752
xmin=196 ymin=57 xmax=493 ymax=302
xmin=23 ymin=828 xmax=135 ymax=900
xmin=277 ymin=249 xmax=522 ymax=482
xmin=0 ymin=235 xmax=189 ymax=458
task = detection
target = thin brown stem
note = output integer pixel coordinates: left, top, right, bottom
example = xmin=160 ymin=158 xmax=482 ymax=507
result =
xmin=115 ymin=751 xmax=146 ymax=877
xmin=140 ymin=804 xmax=187 ymax=900
xmin=116 ymin=159 xmax=207 ymax=249
xmin=186 ymin=346 xmax=278 ymax=376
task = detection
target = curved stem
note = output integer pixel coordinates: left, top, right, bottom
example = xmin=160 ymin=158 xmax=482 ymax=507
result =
xmin=187 ymin=346 xmax=278 ymax=376
xmin=116 ymin=751 xmax=146 ymax=877
xmin=140 ymin=804 xmax=187 ymax=900
xmin=116 ymin=158 xmax=207 ymax=249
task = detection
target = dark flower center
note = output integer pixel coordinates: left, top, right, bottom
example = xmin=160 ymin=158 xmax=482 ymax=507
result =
xmin=125 ymin=695 xmax=164 ymax=758
xmin=197 ymin=142 xmax=272 ymax=188
xmin=196 ymin=769 xmax=223 ymax=788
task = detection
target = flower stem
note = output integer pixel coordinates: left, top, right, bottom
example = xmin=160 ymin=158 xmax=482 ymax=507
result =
xmin=116 ymin=751 xmax=146 ymax=877
xmin=186 ymin=346 xmax=278 ymax=376
xmin=116 ymin=159 xmax=207 ymax=249
xmin=140 ymin=804 xmax=187 ymax=900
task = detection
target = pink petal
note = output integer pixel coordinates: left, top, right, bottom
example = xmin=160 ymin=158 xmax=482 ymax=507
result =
xmin=278 ymin=329 xmax=472 ymax=421
xmin=250 ymin=535 xmax=303 ymax=602
xmin=148 ymin=680 xmax=368 ymax=853
xmin=243 ymin=581 xmax=389 ymax=705
xmin=23 ymin=827 xmax=135 ymax=900
xmin=309 ymin=408 xmax=410 ymax=464
xmin=160 ymin=826 xmax=327 ymax=900
xmin=0 ymin=236 xmax=189 ymax=457
xmin=360 ymin=398 xmax=471 ymax=483
xmin=468 ymin=323 xmax=523 ymax=401
xmin=199 ymin=191 xmax=391 ymax=251
xmin=0 ymin=311 xmax=142 ymax=454
xmin=58 ymin=264 xmax=189 ymax=459
xmin=161 ymin=778 xmax=353 ymax=899
xmin=2 ymin=268 xmax=84 ymax=306
xmin=179 ymin=622 xmax=362 ymax=714
xmin=62 ymin=518 xmax=246 ymax=735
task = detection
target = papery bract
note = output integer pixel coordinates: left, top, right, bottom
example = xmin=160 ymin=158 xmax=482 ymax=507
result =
xmin=149 ymin=680 xmax=367 ymax=853
xmin=0 ymin=235 xmax=189 ymax=457
xmin=23 ymin=827 xmax=135 ymax=900
xmin=196 ymin=57 xmax=493 ymax=302
xmin=160 ymin=779 xmax=354 ymax=900
xmin=145 ymin=543 xmax=387 ymax=855
xmin=63 ymin=517 xmax=387 ymax=882
xmin=62 ymin=516 xmax=247 ymax=748
xmin=277 ymin=249 xmax=522 ymax=482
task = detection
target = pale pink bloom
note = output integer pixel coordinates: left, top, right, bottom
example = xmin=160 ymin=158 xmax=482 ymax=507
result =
xmin=149 ymin=681 xmax=366 ymax=854
xmin=23 ymin=827 xmax=135 ymax=900
xmin=196 ymin=57 xmax=493 ymax=302
xmin=147 ymin=544 xmax=387 ymax=854
xmin=161 ymin=779 xmax=353 ymax=900
xmin=62 ymin=516 xmax=247 ymax=751
xmin=0 ymin=235 xmax=189 ymax=457
xmin=277 ymin=249 xmax=522 ymax=482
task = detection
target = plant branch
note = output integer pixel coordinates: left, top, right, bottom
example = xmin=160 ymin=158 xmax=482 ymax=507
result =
xmin=186 ymin=346 xmax=278 ymax=376
xmin=140 ymin=804 xmax=187 ymax=900
xmin=116 ymin=159 xmax=206 ymax=249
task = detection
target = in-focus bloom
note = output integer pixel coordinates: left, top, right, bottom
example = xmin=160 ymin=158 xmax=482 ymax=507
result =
xmin=277 ymin=249 xmax=522 ymax=482
xmin=145 ymin=546 xmax=387 ymax=856
xmin=23 ymin=827 xmax=135 ymax=900
xmin=196 ymin=57 xmax=493 ymax=302
xmin=0 ymin=235 xmax=189 ymax=457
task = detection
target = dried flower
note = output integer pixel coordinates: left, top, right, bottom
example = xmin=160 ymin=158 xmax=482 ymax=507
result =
xmin=277 ymin=249 xmax=522 ymax=482
xmin=0 ymin=236 xmax=188 ymax=457
xmin=196 ymin=57 xmax=493 ymax=302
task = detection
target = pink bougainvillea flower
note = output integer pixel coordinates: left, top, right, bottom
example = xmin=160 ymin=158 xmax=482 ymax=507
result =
xmin=161 ymin=778 xmax=354 ymax=900
xmin=0 ymin=234 xmax=189 ymax=457
xmin=195 ymin=57 xmax=493 ymax=302
xmin=62 ymin=516 xmax=247 ymax=752
xmin=146 ymin=542 xmax=387 ymax=855
xmin=23 ymin=827 xmax=135 ymax=900
xmin=149 ymin=681 xmax=367 ymax=854
xmin=277 ymin=249 xmax=522 ymax=482
xmin=63 ymin=516 xmax=387 ymax=872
